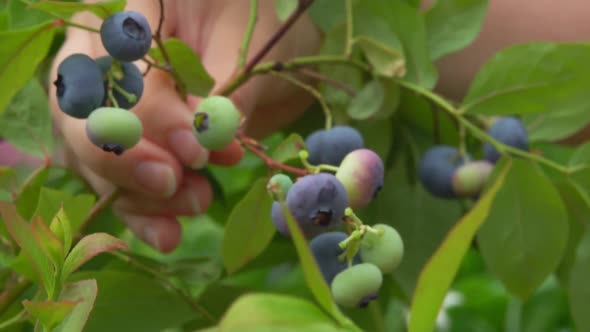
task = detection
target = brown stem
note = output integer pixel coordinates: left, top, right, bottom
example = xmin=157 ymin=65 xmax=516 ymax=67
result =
xmin=297 ymin=68 xmax=356 ymax=96
xmin=153 ymin=0 xmax=171 ymax=66
xmin=243 ymin=0 xmax=316 ymax=74
xmin=237 ymin=133 xmax=308 ymax=176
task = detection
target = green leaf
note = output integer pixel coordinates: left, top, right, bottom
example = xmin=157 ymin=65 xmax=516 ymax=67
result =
xmin=366 ymin=1 xmax=438 ymax=88
xmin=408 ymin=161 xmax=510 ymax=332
xmin=50 ymin=207 xmax=73 ymax=257
xmin=217 ymin=293 xmax=344 ymax=332
xmin=347 ymin=79 xmax=385 ymax=120
xmin=278 ymin=201 xmax=355 ymax=328
xmin=568 ymin=228 xmax=590 ymax=332
xmin=308 ymin=0 xmax=345 ymax=33
xmin=425 ymin=0 xmax=488 ymax=60
xmin=29 ymin=0 xmax=127 ymax=20
xmin=32 ymin=187 xmax=96 ymax=233
xmin=31 ymin=215 xmax=63 ymax=270
xmin=354 ymin=36 xmax=405 ymax=78
xmin=22 ymin=299 xmax=78 ymax=331
xmin=0 ymin=201 xmax=55 ymax=296
xmin=477 ymin=159 xmax=568 ymax=299
xmin=70 ymin=270 xmax=194 ymax=332
xmin=222 ymin=178 xmax=275 ymax=274
xmin=0 ymin=78 xmax=53 ymax=156
xmin=271 ymin=133 xmax=306 ymax=164
xmin=16 ymin=165 xmax=50 ymax=221
xmin=0 ymin=22 xmax=56 ymax=115
xmin=62 ymin=233 xmax=128 ymax=281
xmin=148 ymin=38 xmax=215 ymax=97
xmin=274 ymin=0 xmax=297 ymax=22
xmin=463 ymin=43 xmax=590 ymax=116
xmin=54 ymin=279 xmax=98 ymax=332
xmin=0 ymin=167 xmax=17 ymax=193
xmin=523 ymin=101 xmax=590 ymax=142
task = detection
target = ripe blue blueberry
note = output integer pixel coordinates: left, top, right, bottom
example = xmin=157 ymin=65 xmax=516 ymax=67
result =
xmin=95 ymin=56 xmax=144 ymax=109
xmin=285 ymin=173 xmax=348 ymax=230
xmin=100 ymin=11 xmax=152 ymax=62
xmin=336 ymin=149 xmax=384 ymax=208
xmin=54 ymin=53 xmax=105 ymax=119
xmin=483 ymin=117 xmax=529 ymax=163
xmin=331 ymin=263 xmax=383 ymax=308
xmin=305 ymin=126 xmax=364 ymax=166
xmin=418 ymin=145 xmax=470 ymax=199
xmin=86 ymin=107 xmax=143 ymax=155
xmin=310 ymin=232 xmax=361 ymax=285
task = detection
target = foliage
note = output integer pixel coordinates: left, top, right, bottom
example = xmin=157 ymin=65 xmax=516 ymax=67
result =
xmin=0 ymin=0 xmax=589 ymax=331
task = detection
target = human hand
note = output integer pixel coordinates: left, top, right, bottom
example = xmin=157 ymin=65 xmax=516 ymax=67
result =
xmin=48 ymin=0 xmax=321 ymax=252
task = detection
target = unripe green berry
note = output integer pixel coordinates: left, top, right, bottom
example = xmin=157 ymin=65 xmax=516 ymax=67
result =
xmin=86 ymin=107 xmax=143 ymax=155
xmin=331 ymin=263 xmax=383 ymax=308
xmin=267 ymin=173 xmax=293 ymax=201
xmin=360 ymin=224 xmax=404 ymax=274
xmin=451 ymin=161 xmax=494 ymax=197
xmin=193 ymin=96 xmax=241 ymax=150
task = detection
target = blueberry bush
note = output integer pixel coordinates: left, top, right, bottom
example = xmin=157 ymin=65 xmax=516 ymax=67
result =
xmin=1 ymin=0 xmax=589 ymax=331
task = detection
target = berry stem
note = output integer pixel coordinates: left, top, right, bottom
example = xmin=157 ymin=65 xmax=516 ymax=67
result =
xmin=344 ymin=0 xmax=354 ymax=57
xmin=238 ymin=0 xmax=259 ymax=69
xmin=297 ymin=68 xmax=356 ymax=97
xmin=269 ymin=71 xmax=333 ymax=130
xmin=238 ymin=133 xmax=309 ymax=176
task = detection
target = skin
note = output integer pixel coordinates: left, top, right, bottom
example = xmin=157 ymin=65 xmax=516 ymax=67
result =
xmin=49 ymin=0 xmax=321 ymax=252
xmin=48 ymin=0 xmax=590 ymax=252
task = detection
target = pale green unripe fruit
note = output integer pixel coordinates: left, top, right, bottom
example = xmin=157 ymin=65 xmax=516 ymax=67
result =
xmin=193 ymin=96 xmax=241 ymax=150
xmin=451 ymin=161 xmax=494 ymax=197
xmin=331 ymin=263 xmax=383 ymax=308
xmin=360 ymin=224 xmax=404 ymax=274
xmin=267 ymin=173 xmax=293 ymax=201
xmin=86 ymin=107 xmax=143 ymax=155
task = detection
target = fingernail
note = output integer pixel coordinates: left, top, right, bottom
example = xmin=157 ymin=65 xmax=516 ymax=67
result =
xmin=134 ymin=161 xmax=176 ymax=197
xmin=189 ymin=191 xmax=202 ymax=215
xmin=168 ymin=129 xmax=209 ymax=169
xmin=143 ymin=225 xmax=161 ymax=251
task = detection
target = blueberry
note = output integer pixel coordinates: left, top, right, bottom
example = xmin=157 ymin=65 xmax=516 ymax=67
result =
xmin=100 ymin=11 xmax=152 ymax=62
xmin=310 ymin=232 xmax=361 ymax=285
xmin=451 ymin=160 xmax=494 ymax=198
xmin=95 ymin=56 xmax=144 ymax=109
xmin=86 ymin=107 xmax=143 ymax=155
xmin=267 ymin=173 xmax=293 ymax=201
xmin=418 ymin=145 xmax=470 ymax=199
xmin=360 ymin=224 xmax=404 ymax=274
xmin=54 ymin=53 xmax=105 ymax=119
xmin=483 ymin=117 xmax=529 ymax=163
xmin=285 ymin=173 xmax=348 ymax=230
xmin=336 ymin=149 xmax=384 ymax=208
xmin=193 ymin=96 xmax=241 ymax=150
xmin=305 ymin=126 xmax=364 ymax=166
xmin=331 ymin=263 xmax=383 ymax=308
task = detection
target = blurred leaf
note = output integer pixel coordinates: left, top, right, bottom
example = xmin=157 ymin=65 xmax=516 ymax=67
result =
xmin=568 ymin=228 xmax=590 ymax=332
xmin=354 ymin=36 xmax=405 ymax=78
xmin=347 ymin=79 xmax=385 ymax=120
xmin=463 ymin=43 xmax=590 ymax=116
xmin=0 ymin=201 xmax=55 ymax=296
xmin=0 ymin=8 xmax=9 ymax=30
xmin=31 ymin=215 xmax=63 ymax=269
xmin=222 ymin=178 xmax=275 ymax=274
xmin=54 ymin=279 xmax=98 ymax=332
xmin=0 ymin=22 xmax=56 ymax=115
xmin=568 ymin=141 xmax=590 ymax=167
xmin=409 ymin=160 xmax=510 ymax=332
xmin=355 ymin=117 xmax=394 ymax=162
xmin=271 ymin=133 xmax=306 ymax=164
xmin=22 ymin=299 xmax=78 ymax=331
xmin=0 ymin=167 xmax=17 ymax=193
xmin=524 ymin=102 xmax=590 ymax=142
xmin=16 ymin=165 xmax=50 ymax=220
xmin=0 ymin=79 xmax=53 ymax=158
xmin=62 ymin=233 xmax=128 ymax=281
xmin=71 ymin=270 xmax=195 ymax=332
xmin=7 ymin=0 xmax=53 ymax=29
xmin=477 ymin=159 xmax=568 ymax=299
xmin=149 ymin=38 xmax=215 ymax=97
xmin=29 ymin=0 xmax=126 ymax=20
xmin=215 ymin=293 xmax=344 ymax=332
xmin=274 ymin=0 xmax=297 ymax=21
xmin=425 ymin=0 xmax=488 ymax=60
xmin=32 ymin=187 xmax=95 ymax=232
xmin=278 ymin=201 xmax=354 ymax=327
xmin=308 ymin=0 xmax=345 ymax=33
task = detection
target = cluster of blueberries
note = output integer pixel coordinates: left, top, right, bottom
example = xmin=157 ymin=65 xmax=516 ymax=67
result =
xmin=419 ymin=117 xmax=529 ymax=199
xmin=267 ymin=126 xmax=404 ymax=308
xmin=54 ymin=11 xmax=152 ymax=155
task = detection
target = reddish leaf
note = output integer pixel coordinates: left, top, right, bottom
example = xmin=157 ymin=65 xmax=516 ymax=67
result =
xmin=22 ymin=299 xmax=79 ymax=330
xmin=31 ymin=215 xmax=64 ymax=268
xmin=55 ymin=279 xmax=98 ymax=332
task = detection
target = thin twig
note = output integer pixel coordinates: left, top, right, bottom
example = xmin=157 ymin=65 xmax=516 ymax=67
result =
xmin=298 ymin=68 xmax=356 ymax=96
xmin=243 ymin=0 xmax=316 ymax=74
xmin=55 ymin=19 xmax=100 ymax=33
xmin=238 ymin=0 xmax=259 ymax=68
xmin=237 ymin=133 xmax=308 ymax=176
xmin=153 ymin=0 xmax=171 ymax=65
xmin=76 ymin=188 xmax=121 ymax=237
xmin=344 ymin=0 xmax=354 ymax=56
